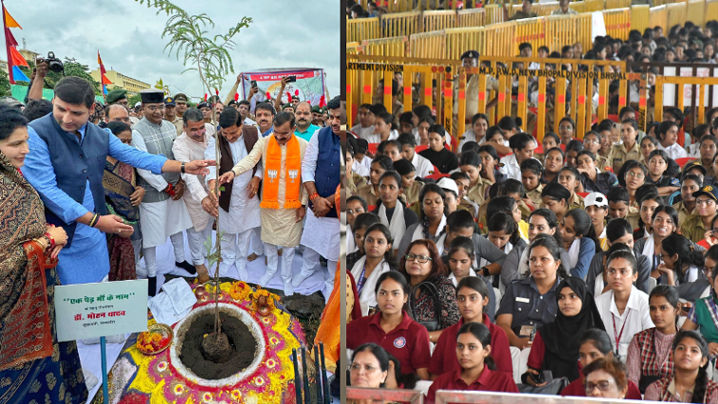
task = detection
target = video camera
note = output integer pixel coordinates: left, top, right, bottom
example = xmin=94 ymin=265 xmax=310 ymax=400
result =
xmin=37 ymin=51 xmax=64 ymax=73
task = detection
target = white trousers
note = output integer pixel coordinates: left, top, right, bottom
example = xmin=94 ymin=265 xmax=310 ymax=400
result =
xmin=186 ymin=226 xmax=212 ymax=266
xmin=510 ymin=346 xmax=531 ymax=385
xmin=264 ymin=244 xmax=295 ymax=287
xmin=297 ymin=247 xmax=337 ymax=297
xmin=143 ymin=231 xmax=185 ymax=277
xmin=219 ymin=228 xmax=254 ymax=280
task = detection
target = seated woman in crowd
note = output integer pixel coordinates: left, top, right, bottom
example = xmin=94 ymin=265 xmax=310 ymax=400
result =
xmin=352 ymin=155 xmax=393 ymax=208
xmin=430 ymin=276 xmax=512 ymax=378
xmin=346 ymin=271 xmax=432 ymax=382
xmin=576 ymin=150 xmax=618 ymax=196
xmin=645 ymin=330 xmax=718 ymax=402
xmin=586 ymin=219 xmax=653 ymax=296
xmin=607 ymin=118 xmax=640 ymax=174
xmin=541 ymin=182 xmax=571 ymax=222
xmin=626 ymin=285 xmax=679 ymax=393
xmin=426 ymin=322 xmax=518 ymax=403
xmin=393 ymin=159 xmax=423 ymax=208
xmin=477 ymin=144 xmax=505 ymax=185
xmin=460 ymin=151 xmax=491 ymax=207
xmin=497 ymin=235 xmax=564 ymax=382
xmin=635 ymin=206 xmax=679 ymax=273
xmin=399 ymin=239 xmax=459 ymax=343
xmin=347 ymin=213 xmax=380 ymax=271
xmin=558 ymin=116 xmax=576 ymax=147
xmin=558 ymin=209 xmax=597 ymax=280
xmin=499 ymin=133 xmax=537 ymax=181
xmin=557 ymin=167 xmax=584 ymax=210
xmin=484 ymin=212 xmax=524 ymax=268
xmin=658 ymin=233 xmax=705 ymax=288
xmin=501 ymin=208 xmax=558 ymax=288
xmin=582 ymin=357 xmax=631 ymax=399
xmin=459 ymin=113 xmax=489 ymax=150
xmin=639 ymin=135 xmax=659 ymax=167
xmin=398 ymin=184 xmax=446 ymax=257
xmin=672 ymin=174 xmax=700 ymax=226
xmin=561 ymin=329 xmax=642 ymax=398
xmin=595 ymin=249 xmax=654 ymax=359
xmin=581 ymin=131 xmax=606 ymax=170
xmin=346 ymin=195 xmax=368 ymax=253
xmin=681 ymin=265 xmax=718 ymax=351
xmin=418 ymin=124 xmax=458 ymax=174
xmin=617 ymin=159 xmax=647 ymax=209
xmin=446 ymin=236 xmax=479 ymax=287
xmin=681 ymin=184 xmax=718 ymax=243
xmin=583 ymin=192 xmax=609 ymax=250
xmin=486 ymin=195 xmax=526 ymax=242
xmin=633 ymin=184 xmax=662 ymax=240
xmin=351 ymin=223 xmax=394 ymax=316
xmin=541 ymin=147 xmax=564 ymax=184
xmin=349 ymin=343 xmax=393 ymax=400
xmin=520 ymin=158 xmax=543 ymax=210
xmin=541 ymin=132 xmax=559 ymax=157
xmin=656 ymin=120 xmax=687 ymax=160
xmin=373 ymin=171 xmax=417 ymax=256
xmin=524 ymin=277 xmax=604 ymax=386
xmin=646 ymin=149 xmax=681 ymax=197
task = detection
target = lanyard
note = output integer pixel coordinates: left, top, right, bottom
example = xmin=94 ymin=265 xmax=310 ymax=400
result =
xmin=356 ymin=264 xmax=367 ymax=294
xmin=612 ymin=309 xmax=630 ymax=357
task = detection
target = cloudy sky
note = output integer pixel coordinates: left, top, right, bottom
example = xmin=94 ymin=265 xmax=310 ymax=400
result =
xmin=3 ymin=1 xmax=339 ymax=101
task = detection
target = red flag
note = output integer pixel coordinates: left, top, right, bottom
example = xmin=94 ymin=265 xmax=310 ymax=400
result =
xmin=234 ymin=92 xmax=239 ymax=101
xmin=286 ymin=92 xmax=292 ymax=102
xmin=215 ymin=88 xmax=219 ymax=96
xmin=9 ymin=46 xmax=27 ymax=67
xmin=294 ymin=89 xmax=299 ymax=96
xmin=319 ymin=95 xmax=326 ymax=107
xmin=204 ymin=93 xmax=208 ymax=101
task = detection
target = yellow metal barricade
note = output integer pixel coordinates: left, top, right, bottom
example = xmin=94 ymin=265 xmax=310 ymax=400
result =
xmin=582 ymin=0 xmax=604 ymax=11
xmin=631 ymin=4 xmax=650 ymax=34
xmin=484 ymin=22 xmax=515 ymax=56
xmin=686 ymin=0 xmax=706 ymax=27
xmin=484 ymin=4 xmax=505 ymax=24
xmin=708 ymin=0 xmax=718 ymax=21
xmin=457 ymin=8 xmax=486 ymax=27
xmin=422 ymin=9 xmax=458 ymax=31
xmin=409 ymin=30 xmax=448 ymax=58
xmin=446 ymin=27 xmax=487 ymax=60
xmin=666 ymin=2 xmax=687 ymax=28
xmin=359 ymin=36 xmax=409 ymax=58
xmin=603 ymin=8 xmax=630 ymax=40
xmin=513 ymin=18 xmax=546 ymax=55
xmin=654 ymin=76 xmax=718 ymax=126
xmin=381 ymin=11 xmax=421 ymax=38
xmin=347 ymin=17 xmax=381 ymax=43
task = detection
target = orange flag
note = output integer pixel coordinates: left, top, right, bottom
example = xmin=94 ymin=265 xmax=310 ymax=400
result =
xmin=3 ymin=6 xmax=21 ymax=29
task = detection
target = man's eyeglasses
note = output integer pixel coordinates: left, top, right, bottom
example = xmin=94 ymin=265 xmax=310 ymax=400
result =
xmin=405 ymin=253 xmax=432 ymax=264
xmin=145 ymin=105 xmax=165 ymax=112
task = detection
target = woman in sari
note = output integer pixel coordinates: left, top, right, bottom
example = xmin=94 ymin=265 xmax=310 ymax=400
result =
xmin=103 ymin=121 xmax=144 ymax=280
xmin=0 ymin=106 xmax=86 ymax=403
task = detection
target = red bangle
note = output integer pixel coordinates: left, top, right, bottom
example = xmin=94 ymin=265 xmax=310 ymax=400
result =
xmin=44 ymin=232 xmax=56 ymax=250
xmin=309 ymin=192 xmax=319 ymax=201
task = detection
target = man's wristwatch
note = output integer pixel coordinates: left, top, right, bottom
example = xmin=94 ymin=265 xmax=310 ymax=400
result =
xmin=180 ymin=162 xmax=186 ymax=174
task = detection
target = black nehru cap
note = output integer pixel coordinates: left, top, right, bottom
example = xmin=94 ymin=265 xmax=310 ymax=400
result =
xmin=393 ymin=158 xmax=416 ymax=176
xmin=541 ymin=182 xmax=571 ymax=201
xmin=140 ymin=89 xmax=164 ymax=104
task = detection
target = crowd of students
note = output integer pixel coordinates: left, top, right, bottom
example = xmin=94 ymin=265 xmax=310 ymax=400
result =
xmin=343 ymin=20 xmax=718 ymax=402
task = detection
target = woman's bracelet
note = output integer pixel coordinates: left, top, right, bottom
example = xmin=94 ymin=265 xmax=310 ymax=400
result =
xmin=43 ymin=232 xmax=56 ymax=250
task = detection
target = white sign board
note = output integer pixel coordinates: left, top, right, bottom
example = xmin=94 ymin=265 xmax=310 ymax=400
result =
xmin=54 ymin=279 xmax=148 ymax=342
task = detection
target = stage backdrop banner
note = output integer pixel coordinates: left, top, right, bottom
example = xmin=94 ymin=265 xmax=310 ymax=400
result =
xmin=54 ymin=279 xmax=148 ymax=341
xmin=241 ymin=68 xmax=326 ymax=107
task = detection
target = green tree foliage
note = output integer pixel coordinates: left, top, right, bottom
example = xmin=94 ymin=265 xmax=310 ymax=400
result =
xmin=133 ymin=0 xmax=252 ymax=95
xmin=0 ymin=71 xmax=11 ymax=97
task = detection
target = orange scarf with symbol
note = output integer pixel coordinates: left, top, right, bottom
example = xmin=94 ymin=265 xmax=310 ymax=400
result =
xmin=260 ymin=134 xmax=302 ymax=209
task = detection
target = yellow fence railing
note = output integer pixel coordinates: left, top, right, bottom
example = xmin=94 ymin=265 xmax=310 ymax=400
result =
xmin=348 ymin=0 xmax=712 ymax=45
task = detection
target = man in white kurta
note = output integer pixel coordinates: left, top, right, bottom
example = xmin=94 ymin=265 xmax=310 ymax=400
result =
xmin=132 ymin=89 xmax=194 ymax=295
xmin=294 ymin=97 xmax=342 ymax=299
xmin=205 ymin=108 xmax=262 ymax=281
xmin=219 ymin=112 xmax=308 ymax=296
xmin=172 ymin=108 xmax=215 ymax=282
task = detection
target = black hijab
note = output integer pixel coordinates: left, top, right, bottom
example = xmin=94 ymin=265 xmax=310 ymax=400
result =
xmin=539 ymin=277 xmax=605 ymax=381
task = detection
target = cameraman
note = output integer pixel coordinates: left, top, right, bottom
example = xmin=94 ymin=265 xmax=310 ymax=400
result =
xmin=27 ymin=58 xmax=49 ymax=102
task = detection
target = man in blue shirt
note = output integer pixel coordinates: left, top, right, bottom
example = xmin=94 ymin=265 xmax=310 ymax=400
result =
xmin=22 ymin=77 xmax=213 ymax=289
xmin=294 ymin=101 xmax=320 ymax=142
xmin=256 ymin=102 xmax=275 ymax=137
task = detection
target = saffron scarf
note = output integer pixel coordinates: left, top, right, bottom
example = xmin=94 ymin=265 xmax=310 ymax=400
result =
xmin=260 ymin=134 xmax=302 ymax=209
